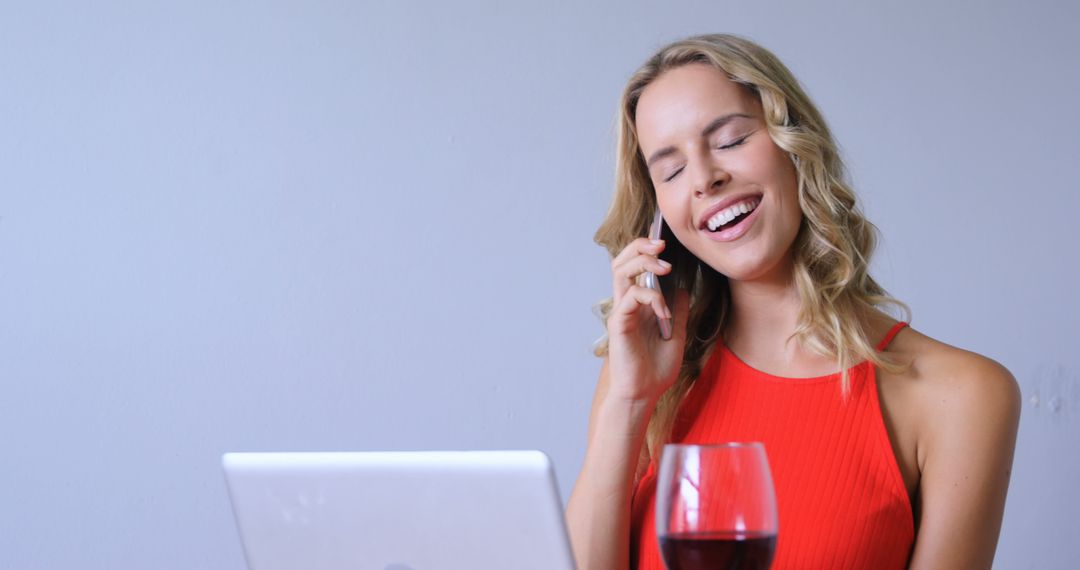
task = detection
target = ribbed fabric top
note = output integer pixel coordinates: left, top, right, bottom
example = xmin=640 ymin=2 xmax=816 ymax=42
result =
xmin=630 ymin=322 xmax=914 ymax=569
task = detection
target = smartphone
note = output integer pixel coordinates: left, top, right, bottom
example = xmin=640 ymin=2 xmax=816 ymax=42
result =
xmin=643 ymin=208 xmax=674 ymax=340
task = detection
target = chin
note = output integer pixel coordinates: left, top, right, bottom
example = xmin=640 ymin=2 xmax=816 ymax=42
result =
xmin=699 ymin=247 xmax=792 ymax=283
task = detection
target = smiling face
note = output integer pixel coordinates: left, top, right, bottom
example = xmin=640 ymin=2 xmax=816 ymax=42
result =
xmin=635 ymin=63 xmax=802 ymax=283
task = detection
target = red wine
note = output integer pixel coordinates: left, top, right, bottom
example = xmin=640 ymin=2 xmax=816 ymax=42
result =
xmin=659 ymin=531 xmax=776 ymax=570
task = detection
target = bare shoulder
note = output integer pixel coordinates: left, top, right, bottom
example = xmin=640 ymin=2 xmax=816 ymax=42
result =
xmin=890 ymin=326 xmax=1020 ymax=412
xmin=882 ymin=325 xmax=1022 ymax=568
xmin=882 ymin=324 xmax=1021 ymax=470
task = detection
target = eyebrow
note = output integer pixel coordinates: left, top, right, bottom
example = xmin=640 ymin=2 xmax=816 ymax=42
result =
xmin=644 ymin=112 xmax=755 ymax=168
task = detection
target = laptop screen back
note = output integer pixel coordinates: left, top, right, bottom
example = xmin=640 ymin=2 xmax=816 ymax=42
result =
xmin=222 ymin=451 xmax=577 ymax=570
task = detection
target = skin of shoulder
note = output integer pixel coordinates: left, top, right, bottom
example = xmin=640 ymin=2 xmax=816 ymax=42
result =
xmin=877 ymin=322 xmax=1021 ymax=569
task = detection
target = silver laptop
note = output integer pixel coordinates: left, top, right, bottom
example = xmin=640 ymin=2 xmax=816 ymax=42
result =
xmin=222 ymin=451 xmax=577 ymax=570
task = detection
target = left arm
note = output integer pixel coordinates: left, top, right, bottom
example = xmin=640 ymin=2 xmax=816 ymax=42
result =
xmin=908 ymin=355 xmax=1021 ymax=569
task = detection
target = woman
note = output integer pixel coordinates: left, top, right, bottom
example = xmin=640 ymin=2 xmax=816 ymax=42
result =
xmin=566 ymin=34 xmax=1020 ymax=570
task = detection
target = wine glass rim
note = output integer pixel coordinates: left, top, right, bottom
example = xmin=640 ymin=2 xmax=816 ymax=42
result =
xmin=663 ymin=442 xmax=764 ymax=449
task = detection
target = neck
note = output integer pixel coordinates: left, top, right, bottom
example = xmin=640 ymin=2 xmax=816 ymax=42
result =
xmin=724 ymin=262 xmax=803 ymax=352
xmin=719 ymin=258 xmax=891 ymax=377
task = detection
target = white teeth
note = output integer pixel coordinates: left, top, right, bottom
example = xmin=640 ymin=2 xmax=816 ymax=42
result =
xmin=706 ymin=198 xmax=760 ymax=231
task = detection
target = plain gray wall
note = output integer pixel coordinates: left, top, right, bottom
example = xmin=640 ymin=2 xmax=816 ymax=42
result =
xmin=1 ymin=0 xmax=1076 ymax=568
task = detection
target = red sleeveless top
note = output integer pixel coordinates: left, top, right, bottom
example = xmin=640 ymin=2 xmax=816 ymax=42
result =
xmin=630 ymin=322 xmax=914 ymax=569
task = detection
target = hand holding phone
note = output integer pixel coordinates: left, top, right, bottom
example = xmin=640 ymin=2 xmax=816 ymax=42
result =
xmin=643 ymin=208 xmax=674 ymax=340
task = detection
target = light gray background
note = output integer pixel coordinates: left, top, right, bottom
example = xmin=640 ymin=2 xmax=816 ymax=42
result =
xmin=1 ymin=0 xmax=1076 ymax=568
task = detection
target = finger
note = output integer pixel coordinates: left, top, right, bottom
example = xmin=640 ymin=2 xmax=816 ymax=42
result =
xmin=612 ymin=255 xmax=672 ymax=301
xmin=607 ymin=284 xmax=672 ymax=335
xmin=611 ymin=237 xmax=665 ymax=270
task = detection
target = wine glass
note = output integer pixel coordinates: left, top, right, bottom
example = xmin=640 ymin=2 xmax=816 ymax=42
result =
xmin=655 ymin=443 xmax=779 ymax=570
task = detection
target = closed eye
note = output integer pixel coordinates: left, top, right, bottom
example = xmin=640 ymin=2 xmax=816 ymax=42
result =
xmin=661 ymin=134 xmax=751 ymax=183
xmin=717 ymin=134 xmax=750 ymax=151
xmin=663 ymin=168 xmax=683 ymax=183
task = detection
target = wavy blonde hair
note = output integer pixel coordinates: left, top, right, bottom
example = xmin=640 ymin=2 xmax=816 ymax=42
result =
xmin=593 ymin=33 xmax=910 ymax=466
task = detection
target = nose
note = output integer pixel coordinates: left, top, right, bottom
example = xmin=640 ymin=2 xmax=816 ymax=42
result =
xmin=687 ymin=147 xmax=728 ymax=198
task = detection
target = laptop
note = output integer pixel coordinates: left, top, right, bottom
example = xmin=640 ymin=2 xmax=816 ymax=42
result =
xmin=222 ymin=450 xmax=578 ymax=570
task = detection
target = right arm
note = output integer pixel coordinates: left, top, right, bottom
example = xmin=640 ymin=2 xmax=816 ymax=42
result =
xmin=565 ymin=360 xmax=656 ymax=570
xmin=565 ymin=238 xmax=690 ymax=570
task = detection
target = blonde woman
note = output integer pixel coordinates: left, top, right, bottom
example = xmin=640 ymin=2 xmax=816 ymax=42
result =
xmin=566 ymin=34 xmax=1020 ymax=570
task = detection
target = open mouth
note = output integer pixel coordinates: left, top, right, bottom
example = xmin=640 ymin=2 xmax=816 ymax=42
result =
xmin=705 ymin=197 xmax=761 ymax=233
